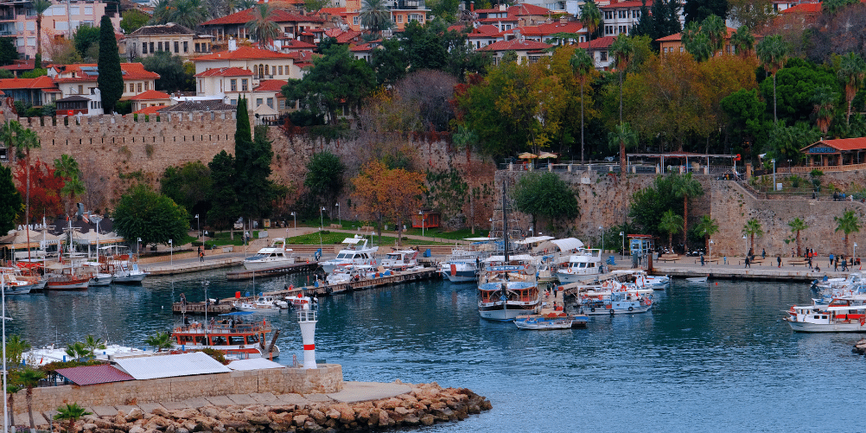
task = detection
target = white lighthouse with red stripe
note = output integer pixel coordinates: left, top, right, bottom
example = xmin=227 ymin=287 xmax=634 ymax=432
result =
xmin=297 ymin=303 xmax=318 ymax=369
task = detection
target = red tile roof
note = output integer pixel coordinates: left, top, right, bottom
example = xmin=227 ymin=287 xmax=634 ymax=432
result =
xmin=194 ymin=46 xmax=294 ymax=61
xmin=255 ymin=79 xmax=287 ymax=92
xmin=479 ymin=39 xmax=552 ymax=52
xmin=336 ymin=30 xmax=362 ymax=44
xmin=129 ymin=90 xmax=171 ymax=100
xmin=350 ymin=43 xmax=373 ymax=52
xmin=519 ymin=21 xmax=583 ymax=37
xmin=656 ymin=27 xmax=738 ymax=43
xmin=133 ymin=104 xmax=167 ymax=115
xmin=194 ymin=67 xmax=254 ymax=77
xmin=577 ymin=36 xmax=616 ymax=50
xmin=201 ymin=7 xmax=323 ymax=26
xmin=480 ymin=17 xmax=519 ymax=23
xmin=53 ymin=63 xmax=160 ymax=82
xmin=507 ymin=3 xmax=551 ymax=16
xmin=0 ymin=76 xmax=57 ymax=90
xmin=55 ymin=365 xmax=135 ymax=386
xmin=0 ymin=60 xmax=35 ymax=71
xmin=286 ymin=51 xmax=316 ymax=62
xmin=466 ymin=25 xmax=503 ymax=37
xmin=278 ymin=39 xmax=317 ymax=49
xmin=781 ymin=2 xmax=821 ymax=14
xmin=803 ymin=138 xmax=866 ymax=152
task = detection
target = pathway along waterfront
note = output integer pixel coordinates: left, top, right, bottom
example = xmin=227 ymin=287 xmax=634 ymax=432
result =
xmin=6 ymin=268 xmax=866 ymax=431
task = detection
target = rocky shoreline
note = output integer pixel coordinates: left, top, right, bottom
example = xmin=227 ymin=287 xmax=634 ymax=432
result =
xmin=57 ymin=382 xmax=491 ymax=433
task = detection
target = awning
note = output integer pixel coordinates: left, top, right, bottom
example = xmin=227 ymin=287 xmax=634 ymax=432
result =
xmin=113 ymin=352 xmax=231 ymax=380
xmin=514 ymin=236 xmax=555 ymax=245
xmin=55 ymin=364 xmax=134 ymax=386
xmin=550 ymin=238 xmax=584 ymax=252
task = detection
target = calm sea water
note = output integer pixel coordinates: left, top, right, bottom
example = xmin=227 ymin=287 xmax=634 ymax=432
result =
xmin=5 ymin=271 xmax=866 ymax=432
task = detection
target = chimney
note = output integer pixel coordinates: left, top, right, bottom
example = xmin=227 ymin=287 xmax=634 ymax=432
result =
xmin=499 ymin=3 xmax=505 ymax=11
xmin=228 ymin=38 xmax=237 ymax=52
xmin=470 ymin=1 xmax=474 ymax=11
xmin=560 ymin=15 xmax=567 ymax=25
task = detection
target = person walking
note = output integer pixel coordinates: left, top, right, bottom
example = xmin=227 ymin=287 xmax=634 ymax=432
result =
xmin=700 ymin=254 xmax=705 ymax=266
xmin=723 ymin=256 xmax=727 ymax=265
xmin=745 ymin=256 xmax=751 ymax=268
xmin=830 ymin=253 xmax=835 ymax=267
xmin=777 ymin=255 xmax=782 ymax=268
xmin=834 ymin=258 xmax=838 ymax=272
xmin=762 ymin=248 xmax=766 ymax=259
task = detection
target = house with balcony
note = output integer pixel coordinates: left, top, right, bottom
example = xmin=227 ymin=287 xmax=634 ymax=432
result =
xmin=478 ymin=36 xmax=552 ymax=65
xmin=474 ymin=5 xmax=519 ymax=32
xmin=49 ymin=63 xmax=160 ymax=101
xmin=55 ymin=87 xmax=102 ymax=116
xmin=578 ymin=35 xmax=616 ymax=70
xmin=129 ymin=89 xmax=171 ymax=112
xmin=0 ymin=75 xmax=59 ymax=106
xmin=599 ymin=1 xmax=684 ymax=38
xmin=122 ymin=23 xmax=213 ymax=61
xmin=343 ymin=0 xmax=429 ymax=32
xmin=0 ymin=0 xmax=119 ymax=60
xmin=657 ymin=27 xmax=755 ymax=57
xmin=199 ymin=7 xmax=325 ymax=45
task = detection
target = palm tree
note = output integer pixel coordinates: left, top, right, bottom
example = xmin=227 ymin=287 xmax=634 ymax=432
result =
xmin=5 ymin=334 xmax=31 ymax=365
xmin=703 ymin=14 xmax=726 ymax=57
xmin=742 ymin=218 xmax=764 ymax=255
xmin=54 ymin=154 xmax=85 ymax=216
xmin=570 ymin=48 xmax=594 ymax=163
xmin=65 ymin=342 xmax=90 ymax=361
xmin=151 ymin=0 xmax=173 ymax=25
xmin=673 ymin=173 xmax=704 ymax=251
xmin=756 ymin=35 xmax=788 ymax=124
xmin=788 ymin=217 xmax=808 ymax=257
xmin=609 ymin=34 xmax=634 ymax=124
xmin=5 ymin=373 xmax=21 ymax=429
xmin=659 ymin=210 xmax=684 ymax=252
xmin=838 ymin=52 xmax=866 ymax=124
xmin=54 ymin=403 xmax=92 ymax=433
xmin=812 ymin=85 xmax=837 ymax=134
xmin=607 ymin=122 xmax=638 ymax=176
xmin=731 ymin=26 xmax=754 ymax=58
xmin=18 ymin=367 xmax=44 ymax=432
xmin=245 ymin=3 xmax=280 ymax=48
xmin=834 ymin=210 xmax=860 ymax=256
xmin=144 ymin=332 xmax=174 ymax=352
xmin=580 ymin=0 xmax=601 ymax=49
xmin=168 ymin=0 xmax=206 ymax=30
xmin=83 ymin=335 xmax=106 ymax=358
xmin=360 ymin=0 xmax=392 ymax=35
xmin=694 ymin=215 xmax=719 ymax=256
xmin=33 ymin=0 xmax=51 ymax=68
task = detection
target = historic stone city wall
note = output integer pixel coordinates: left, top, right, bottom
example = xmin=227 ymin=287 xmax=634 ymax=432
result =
xmin=10 ymin=364 xmax=342 ymax=415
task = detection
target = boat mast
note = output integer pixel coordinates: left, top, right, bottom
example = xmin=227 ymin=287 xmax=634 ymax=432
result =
xmin=503 ymin=182 xmax=509 ymax=263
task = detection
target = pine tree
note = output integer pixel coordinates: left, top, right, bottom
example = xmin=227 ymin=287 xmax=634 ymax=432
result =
xmin=97 ymin=15 xmax=123 ymax=113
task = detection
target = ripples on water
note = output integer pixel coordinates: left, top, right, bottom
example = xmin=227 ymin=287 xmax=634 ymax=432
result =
xmin=5 ymin=271 xmax=866 ymax=431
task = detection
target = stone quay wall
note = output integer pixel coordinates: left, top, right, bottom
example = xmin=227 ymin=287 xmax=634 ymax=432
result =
xmin=11 ymin=364 xmax=343 ymax=415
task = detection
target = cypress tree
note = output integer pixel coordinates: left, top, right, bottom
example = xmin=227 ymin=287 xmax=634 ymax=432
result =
xmin=97 ymin=15 xmax=123 ymax=113
xmin=234 ymin=97 xmax=252 ymax=148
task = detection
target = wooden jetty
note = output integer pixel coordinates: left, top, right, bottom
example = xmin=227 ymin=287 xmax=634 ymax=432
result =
xmin=171 ymin=301 xmax=234 ymax=315
xmin=225 ymin=261 xmax=319 ymax=280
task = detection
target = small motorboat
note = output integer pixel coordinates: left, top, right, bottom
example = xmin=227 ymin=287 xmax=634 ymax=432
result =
xmin=686 ymin=275 xmax=709 ymax=283
xmin=514 ymin=312 xmax=588 ymax=330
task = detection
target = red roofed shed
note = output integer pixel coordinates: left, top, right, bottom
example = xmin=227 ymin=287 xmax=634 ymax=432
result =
xmin=801 ymin=138 xmax=866 ymax=168
xmin=55 ymin=364 xmax=135 ymax=386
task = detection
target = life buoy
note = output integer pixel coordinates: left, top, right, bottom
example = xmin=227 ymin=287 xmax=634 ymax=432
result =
xmin=628 ymin=306 xmax=634 ymax=311
xmin=609 ymin=309 xmax=615 ymax=316
xmin=590 ymin=307 xmax=596 ymax=312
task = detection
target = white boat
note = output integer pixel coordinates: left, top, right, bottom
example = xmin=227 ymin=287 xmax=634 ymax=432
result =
xmin=439 ymin=238 xmax=495 ymax=283
xmin=101 ymin=246 xmax=147 ymax=283
xmin=478 ymin=254 xmax=542 ymax=321
xmin=319 ymin=236 xmax=379 ymax=274
xmin=579 ymin=280 xmax=654 ymax=315
xmin=44 ymin=262 xmax=90 ymax=290
xmin=1 ymin=266 xmax=46 ymax=294
xmin=785 ymin=301 xmax=866 ymax=332
xmin=644 ymin=274 xmax=671 ymax=289
xmin=514 ymin=312 xmax=588 ymax=330
xmin=172 ymin=315 xmax=280 ymax=359
xmin=83 ymin=262 xmax=113 ymax=286
xmin=325 ymin=265 xmax=378 ymax=285
xmin=380 ymin=249 xmax=418 ymax=270
xmin=686 ymin=275 xmax=709 ymax=283
xmin=243 ymin=238 xmax=295 ymax=270
xmin=235 ymin=295 xmax=287 ymax=311
xmin=556 ymin=249 xmax=604 ymax=284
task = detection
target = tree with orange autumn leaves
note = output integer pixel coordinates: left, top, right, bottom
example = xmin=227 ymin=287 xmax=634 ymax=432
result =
xmin=351 ymin=160 xmax=426 ymax=246
xmin=12 ymin=158 xmax=64 ymax=221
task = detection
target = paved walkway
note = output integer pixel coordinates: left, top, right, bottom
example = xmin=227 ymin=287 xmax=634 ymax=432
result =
xmin=26 ymin=382 xmax=412 ymax=425
xmin=621 ymin=254 xmax=855 ymax=281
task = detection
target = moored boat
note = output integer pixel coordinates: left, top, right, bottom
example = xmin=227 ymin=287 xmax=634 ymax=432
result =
xmin=438 ymin=238 xmax=495 ymax=283
xmin=785 ymin=300 xmax=866 ymax=332
xmin=172 ymin=315 xmax=280 ymax=359
xmin=44 ymin=262 xmax=90 ymax=290
xmin=478 ymin=255 xmax=542 ymax=321
xmin=243 ymin=238 xmax=295 ymax=270
xmin=556 ymin=249 xmax=604 ymax=284
xmin=380 ymin=249 xmax=418 ymax=271
xmin=319 ymin=236 xmax=379 ymax=274
xmin=514 ymin=312 xmax=588 ymax=330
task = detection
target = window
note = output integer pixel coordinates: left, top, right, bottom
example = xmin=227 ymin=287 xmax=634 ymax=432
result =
xmin=129 ymin=83 xmax=134 ymax=92
xmin=353 ymin=16 xmax=359 ymax=25
xmin=278 ymin=65 xmax=283 ymax=75
xmin=77 ymin=85 xmax=83 ymax=94
xmin=397 ymin=15 xmax=403 ymax=23
xmin=85 ymin=6 xmax=92 ymax=15
xmin=183 ymin=41 xmax=188 ymax=53
xmin=142 ymin=42 xmax=147 ymax=54
xmin=195 ymin=42 xmax=200 ymax=52
xmin=157 ymin=41 xmax=163 ymax=51
xmin=26 ymin=22 xmax=34 ymax=31
xmin=230 ymin=79 xmax=237 ymax=91
xmin=71 ymin=6 xmax=79 ymax=14
xmin=149 ymin=42 xmax=154 ymax=53
xmin=137 ymin=83 xmax=142 ymax=92
xmin=174 ymin=41 xmax=179 ymax=53
xmin=241 ymin=79 xmax=248 ymax=91
xmin=279 ymin=100 xmax=285 ymax=109
xmin=230 ymin=99 xmax=237 ymax=105
xmin=256 ymin=98 xmax=263 ymax=107
xmin=600 ymin=51 xmax=607 ymax=61
xmin=267 ymin=98 xmax=273 ymax=108
xmin=27 ymin=37 xmax=35 ymax=47
xmin=145 ymin=82 xmax=149 ymax=91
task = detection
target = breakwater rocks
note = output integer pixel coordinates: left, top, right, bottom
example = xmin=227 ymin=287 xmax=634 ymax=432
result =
xmin=71 ymin=383 xmax=492 ymax=433
xmin=854 ymin=339 xmax=866 ymax=355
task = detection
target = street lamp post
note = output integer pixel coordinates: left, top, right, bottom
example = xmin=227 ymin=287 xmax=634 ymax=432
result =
xmin=709 ymin=240 xmax=714 ymax=259
xmin=336 ymin=203 xmax=340 ymax=226
xmin=195 ymin=214 xmax=200 ymax=241
xmin=291 ymin=212 xmax=296 ymax=229
xmin=489 ymin=218 xmax=493 ymax=236
xmin=599 ymin=226 xmax=604 ymax=253
xmin=855 ymin=242 xmax=858 ymax=259
xmin=320 ymin=207 xmax=325 ymax=230
xmin=620 ymin=231 xmax=624 ymax=257
xmin=743 ymin=235 xmax=747 ymax=256
xmin=169 ymin=239 xmax=173 ymax=266
xmin=419 ymin=211 xmax=425 ymax=237
xmin=137 ymin=237 xmax=141 ymax=257
xmin=772 ymin=159 xmax=776 ymax=191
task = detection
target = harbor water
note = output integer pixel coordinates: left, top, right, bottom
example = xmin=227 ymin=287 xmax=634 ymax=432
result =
xmin=6 ymin=270 xmax=866 ymax=432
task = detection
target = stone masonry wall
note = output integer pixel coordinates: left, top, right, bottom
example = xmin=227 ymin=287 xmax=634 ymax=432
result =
xmin=11 ymin=364 xmax=343 ymax=415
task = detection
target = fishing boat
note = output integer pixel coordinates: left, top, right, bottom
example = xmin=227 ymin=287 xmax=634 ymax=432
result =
xmin=83 ymin=262 xmax=113 ymax=286
xmin=686 ymin=275 xmax=709 ymax=283
xmin=578 ymin=280 xmax=654 ymax=315
xmin=380 ymin=249 xmax=418 ymax=271
xmin=319 ymin=236 xmax=379 ymax=274
xmin=172 ymin=314 xmax=280 ymax=359
xmin=514 ymin=312 xmax=588 ymax=330
xmin=784 ymin=301 xmax=866 ymax=332
xmin=1 ymin=266 xmax=45 ymax=294
xmin=556 ymin=249 xmax=604 ymax=284
xmin=243 ymin=238 xmax=295 ymax=270
xmin=101 ymin=246 xmax=147 ymax=283
xmin=439 ymin=239 xmax=494 ymax=283
xmin=44 ymin=262 xmax=90 ymax=290
xmin=478 ymin=257 xmax=542 ymax=321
